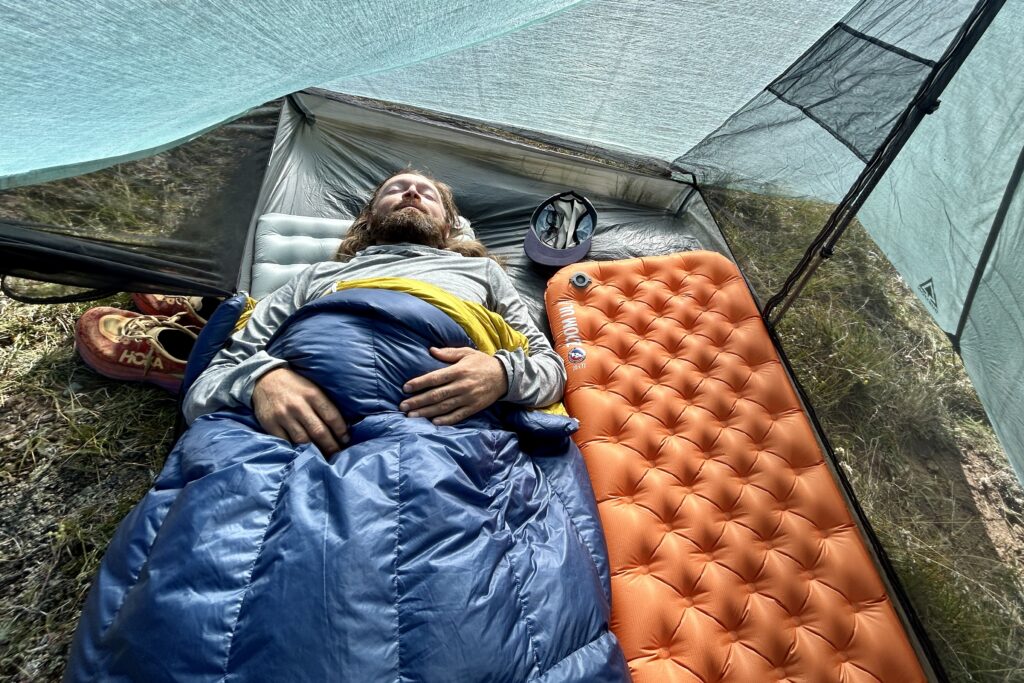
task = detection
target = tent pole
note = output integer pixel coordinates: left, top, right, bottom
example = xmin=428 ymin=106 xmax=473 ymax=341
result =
xmin=767 ymin=251 xmax=824 ymax=326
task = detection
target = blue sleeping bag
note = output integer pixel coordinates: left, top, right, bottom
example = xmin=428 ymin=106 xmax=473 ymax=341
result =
xmin=65 ymin=289 xmax=630 ymax=682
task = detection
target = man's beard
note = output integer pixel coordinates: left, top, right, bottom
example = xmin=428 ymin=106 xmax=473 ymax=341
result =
xmin=366 ymin=207 xmax=447 ymax=249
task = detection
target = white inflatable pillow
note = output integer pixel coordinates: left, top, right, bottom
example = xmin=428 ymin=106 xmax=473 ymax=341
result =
xmin=251 ymin=213 xmax=474 ymax=299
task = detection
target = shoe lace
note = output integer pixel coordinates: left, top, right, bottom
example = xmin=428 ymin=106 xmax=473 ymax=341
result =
xmin=120 ymin=312 xmax=194 ymax=339
xmin=119 ymin=313 xmax=195 ymax=375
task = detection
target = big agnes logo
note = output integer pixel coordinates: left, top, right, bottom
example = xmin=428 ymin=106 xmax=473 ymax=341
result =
xmin=556 ymin=301 xmax=586 ymax=368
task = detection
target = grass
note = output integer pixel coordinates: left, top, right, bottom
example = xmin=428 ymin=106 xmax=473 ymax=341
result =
xmin=0 ymin=294 xmax=177 ymax=681
xmin=5 ymin=145 xmax=204 ymax=244
xmin=0 ymin=107 xmax=276 ymax=680
xmin=708 ymin=187 xmax=1024 ymax=681
xmin=0 ymin=125 xmax=259 ymax=239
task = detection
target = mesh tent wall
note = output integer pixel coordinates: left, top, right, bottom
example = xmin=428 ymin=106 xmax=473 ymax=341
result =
xmin=676 ymin=0 xmax=1024 ymax=482
xmin=0 ymin=106 xmax=279 ymax=298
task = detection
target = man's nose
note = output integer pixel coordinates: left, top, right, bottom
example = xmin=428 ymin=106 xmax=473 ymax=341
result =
xmin=402 ymin=185 xmax=422 ymax=200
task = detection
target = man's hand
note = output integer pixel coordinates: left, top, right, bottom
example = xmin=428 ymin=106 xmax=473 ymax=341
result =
xmin=400 ymin=347 xmax=508 ymax=425
xmin=252 ymin=366 xmax=349 ymax=457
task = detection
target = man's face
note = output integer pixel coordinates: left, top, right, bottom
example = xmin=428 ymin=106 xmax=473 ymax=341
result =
xmin=368 ymin=173 xmax=450 ymax=246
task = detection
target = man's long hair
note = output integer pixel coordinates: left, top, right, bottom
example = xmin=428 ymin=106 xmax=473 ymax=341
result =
xmin=335 ymin=169 xmax=491 ymax=261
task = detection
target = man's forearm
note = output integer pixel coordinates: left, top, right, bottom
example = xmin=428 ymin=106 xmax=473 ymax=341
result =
xmin=487 ymin=260 xmax=567 ymax=408
xmin=181 ymin=268 xmax=316 ymax=423
xmin=494 ymin=347 xmax=566 ymax=408
xmin=182 ymin=350 xmax=289 ymax=424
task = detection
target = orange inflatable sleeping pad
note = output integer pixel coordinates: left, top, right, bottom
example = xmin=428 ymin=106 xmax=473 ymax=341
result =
xmin=544 ymin=252 xmax=926 ymax=683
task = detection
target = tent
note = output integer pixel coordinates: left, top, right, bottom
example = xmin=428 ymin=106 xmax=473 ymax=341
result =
xmin=2 ymin=0 xmax=1021 ymax=679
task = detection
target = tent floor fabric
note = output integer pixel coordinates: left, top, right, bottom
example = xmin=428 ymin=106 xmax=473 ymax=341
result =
xmin=544 ymin=252 xmax=925 ymax=682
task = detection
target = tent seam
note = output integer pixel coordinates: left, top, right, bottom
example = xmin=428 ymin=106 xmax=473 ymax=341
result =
xmin=836 ymin=23 xmax=937 ymax=67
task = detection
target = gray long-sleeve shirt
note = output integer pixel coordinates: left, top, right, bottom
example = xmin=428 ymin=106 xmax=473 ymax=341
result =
xmin=182 ymin=243 xmax=566 ymax=423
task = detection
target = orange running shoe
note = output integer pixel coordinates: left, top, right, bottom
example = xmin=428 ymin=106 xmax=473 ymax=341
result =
xmin=131 ymin=293 xmax=221 ymax=329
xmin=75 ymin=307 xmax=198 ymax=393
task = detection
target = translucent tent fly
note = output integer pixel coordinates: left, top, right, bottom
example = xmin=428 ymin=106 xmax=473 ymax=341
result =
xmin=0 ymin=0 xmax=852 ymax=186
xmin=2 ymin=0 xmax=1022 ymax=679
xmin=0 ymin=0 xmax=849 ymax=297
xmin=2 ymin=0 xmax=1018 ymax=477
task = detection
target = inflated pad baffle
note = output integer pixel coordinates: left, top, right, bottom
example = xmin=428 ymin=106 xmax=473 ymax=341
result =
xmin=544 ymin=253 xmax=926 ymax=683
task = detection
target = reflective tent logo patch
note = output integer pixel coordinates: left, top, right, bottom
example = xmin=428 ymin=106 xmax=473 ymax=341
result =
xmin=919 ymin=278 xmax=938 ymax=309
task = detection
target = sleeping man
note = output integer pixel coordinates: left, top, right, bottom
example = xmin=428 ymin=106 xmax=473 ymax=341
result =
xmin=65 ymin=171 xmax=630 ymax=683
xmin=183 ymin=170 xmax=566 ymax=450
